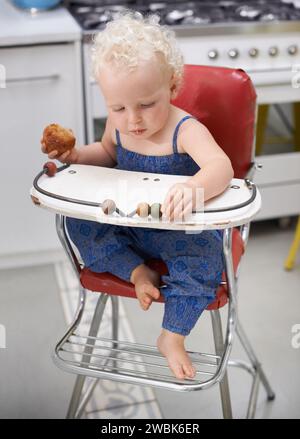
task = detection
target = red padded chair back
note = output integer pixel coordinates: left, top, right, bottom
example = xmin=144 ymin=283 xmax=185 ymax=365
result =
xmin=172 ymin=65 xmax=257 ymax=179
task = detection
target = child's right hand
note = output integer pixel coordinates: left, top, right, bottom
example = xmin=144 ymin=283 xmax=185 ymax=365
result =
xmin=40 ymin=138 xmax=80 ymax=164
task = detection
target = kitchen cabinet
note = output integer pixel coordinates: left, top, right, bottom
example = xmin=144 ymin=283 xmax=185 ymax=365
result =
xmin=0 ymin=42 xmax=84 ymax=268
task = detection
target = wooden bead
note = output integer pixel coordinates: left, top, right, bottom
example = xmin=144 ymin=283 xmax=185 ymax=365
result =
xmin=102 ymin=199 xmax=116 ymax=215
xmin=31 ymin=195 xmax=40 ymax=206
xmin=136 ymin=202 xmax=150 ymax=218
xmin=43 ymin=161 xmax=57 ymax=177
xmin=150 ymin=203 xmax=162 ymax=219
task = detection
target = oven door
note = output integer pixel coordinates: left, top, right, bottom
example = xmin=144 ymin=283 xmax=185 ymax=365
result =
xmin=249 ymin=68 xmax=300 ymax=220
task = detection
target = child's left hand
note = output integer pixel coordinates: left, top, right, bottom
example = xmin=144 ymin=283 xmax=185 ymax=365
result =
xmin=161 ymin=182 xmax=197 ymax=222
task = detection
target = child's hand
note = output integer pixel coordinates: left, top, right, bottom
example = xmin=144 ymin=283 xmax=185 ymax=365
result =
xmin=40 ymin=138 xmax=79 ymax=164
xmin=161 ymin=182 xmax=197 ymax=222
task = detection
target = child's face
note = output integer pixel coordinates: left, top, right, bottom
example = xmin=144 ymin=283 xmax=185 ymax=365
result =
xmin=98 ymin=58 xmax=174 ymax=139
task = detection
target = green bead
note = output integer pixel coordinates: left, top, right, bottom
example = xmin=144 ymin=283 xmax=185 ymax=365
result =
xmin=150 ymin=203 xmax=162 ymax=219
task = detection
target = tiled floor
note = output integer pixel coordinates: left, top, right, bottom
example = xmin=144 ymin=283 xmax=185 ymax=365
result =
xmin=0 ymin=218 xmax=299 ymax=418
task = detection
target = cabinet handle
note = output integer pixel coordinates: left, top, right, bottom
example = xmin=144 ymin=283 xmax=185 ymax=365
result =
xmin=6 ymin=74 xmax=60 ymax=84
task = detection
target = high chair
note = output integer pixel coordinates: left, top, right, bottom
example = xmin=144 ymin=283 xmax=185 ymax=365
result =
xmin=49 ymin=65 xmax=275 ymax=419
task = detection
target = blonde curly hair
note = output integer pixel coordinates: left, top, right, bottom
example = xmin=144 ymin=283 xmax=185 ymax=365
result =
xmin=91 ymin=11 xmax=184 ymax=91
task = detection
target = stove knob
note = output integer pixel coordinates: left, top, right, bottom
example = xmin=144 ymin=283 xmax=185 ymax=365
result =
xmin=268 ymin=46 xmax=279 ymax=57
xmin=228 ymin=48 xmax=239 ymax=59
xmin=208 ymin=49 xmax=219 ymax=60
xmin=249 ymin=47 xmax=259 ymax=58
xmin=287 ymin=44 xmax=298 ymax=56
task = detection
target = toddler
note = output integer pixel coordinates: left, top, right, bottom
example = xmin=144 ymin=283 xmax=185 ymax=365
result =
xmin=42 ymin=12 xmax=233 ymax=380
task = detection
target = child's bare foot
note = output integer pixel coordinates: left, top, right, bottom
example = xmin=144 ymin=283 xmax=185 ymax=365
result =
xmin=157 ymin=329 xmax=196 ymax=380
xmin=130 ymin=264 xmax=161 ymax=310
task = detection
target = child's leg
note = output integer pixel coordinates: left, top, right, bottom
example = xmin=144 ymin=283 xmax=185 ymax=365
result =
xmin=66 ymin=218 xmax=160 ymax=308
xmin=116 ymin=227 xmax=162 ymax=310
xmin=155 ymin=229 xmax=224 ymax=379
xmin=66 ymin=217 xmax=144 ymax=282
xmin=157 ymin=295 xmax=212 ymax=379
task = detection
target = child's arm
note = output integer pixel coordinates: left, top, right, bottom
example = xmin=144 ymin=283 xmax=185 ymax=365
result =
xmin=41 ymin=118 xmax=117 ymax=168
xmin=75 ymin=130 xmax=116 ymax=167
xmin=162 ymin=120 xmax=234 ymax=221
xmin=183 ymin=122 xmax=234 ymax=201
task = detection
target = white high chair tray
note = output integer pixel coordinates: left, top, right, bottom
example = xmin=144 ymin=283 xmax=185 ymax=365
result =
xmin=31 ymin=164 xmax=261 ymax=231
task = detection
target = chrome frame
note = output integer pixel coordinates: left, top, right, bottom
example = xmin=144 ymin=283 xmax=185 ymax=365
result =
xmin=52 ymin=214 xmax=275 ymax=419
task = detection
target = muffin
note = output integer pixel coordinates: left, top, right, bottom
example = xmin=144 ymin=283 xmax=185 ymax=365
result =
xmin=42 ymin=123 xmax=76 ymax=155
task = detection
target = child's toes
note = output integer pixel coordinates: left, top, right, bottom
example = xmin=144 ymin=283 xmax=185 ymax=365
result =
xmin=183 ymin=364 xmax=196 ymax=379
xmin=140 ymin=295 xmax=152 ymax=310
xmin=144 ymin=296 xmax=152 ymax=306
xmin=140 ymin=302 xmax=148 ymax=311
xmin=171 ymin=364 xmax=185 ymax=380
xmin=152 ymin=288 xmax=160 ymax=300
xmin=147 ymin=286 xmax=160 ymax=300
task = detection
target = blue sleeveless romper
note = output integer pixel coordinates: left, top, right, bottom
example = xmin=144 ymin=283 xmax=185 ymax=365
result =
xmin=66 ymin=116 xmax=224 ymax=336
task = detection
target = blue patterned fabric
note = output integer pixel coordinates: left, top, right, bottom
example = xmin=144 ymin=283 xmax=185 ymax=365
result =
xmin=66 ymin=116 xmax=224 ymax=336
xmin=115 ymin=115 xmax=200 ymax=176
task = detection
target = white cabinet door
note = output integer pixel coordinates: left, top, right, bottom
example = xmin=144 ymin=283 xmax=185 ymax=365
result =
xmin=0 ymin=43 xmax=84 ymax=260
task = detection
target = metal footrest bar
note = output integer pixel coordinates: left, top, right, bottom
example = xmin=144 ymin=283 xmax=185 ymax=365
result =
xmin=53 ymin=331 xmax=228 ymax=392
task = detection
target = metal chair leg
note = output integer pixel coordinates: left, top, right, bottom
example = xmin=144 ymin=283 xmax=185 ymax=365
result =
xmin=67 ymin=375 xmax=86 ymax=419
xmin=66 ymin=293 xmax=109 ymax=418
xmin=111 ymin=295 xmax=119 ymax=342
xmin=211 ymin=309 xmax=233 ymax=419
xmin=110 ymin=295 xmax=119 ymax=373
xmin=236 ymin=319 xmax=275 ymax=402
xmin=72 ymin=295 xmax=120 ymax=418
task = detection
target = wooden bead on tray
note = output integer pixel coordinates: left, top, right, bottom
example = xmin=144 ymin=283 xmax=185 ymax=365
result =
xmin=43 ymin=161 xmax=57 ymax=177
xmin=102 ymin=199 xmax=116 ymax=215
xmin=136 ymin=202 xmax=150 ymax=218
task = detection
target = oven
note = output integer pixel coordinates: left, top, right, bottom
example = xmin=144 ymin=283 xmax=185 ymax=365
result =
xmin=65 ymin=0 xmax=300 ymax=221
